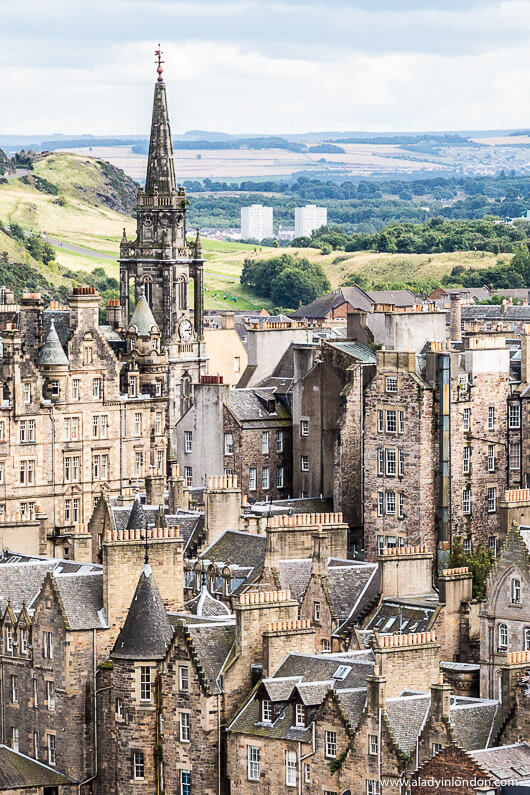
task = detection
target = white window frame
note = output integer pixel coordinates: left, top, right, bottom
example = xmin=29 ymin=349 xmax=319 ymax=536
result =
xmin=262 ymin=467 xmax=270 ymax=490
xmin=488 ymin=406 xmax=495 ymax=430
xmin=325 ymin=730 xmax=337 ymax=759
xmin=498 ymin=623 xmax=508 ymax=651
xmin=386 ymin=410 xmax=397 ymax=434
xmin=179 ymin=711 xmax=191 ymax=742
xmin=133 ymin=751 xmax=144 ymax=780
xmin=277 ymin=466 xmax=284 ymax=489
xmin=295 ymin=703 xmax=305 ymax=727
xmin=377 ymin=491 xmax=384 ymax=517
xmin=249 ymin=467 xmax=257 ymax=491
xmin=463 ymin=408 xmax=470 ymax=431
xmin=462 ymin=488 xmax=471 ymax=515
xmin=285 ymin=749 xmax=297 ymax=787
xmin=509 ymin=402 xmax=521 ymax=429
xmin=224 ymin=432 xmax=233 ymax=455
xmin=140 ymin=666 xmax=151 ymax=702
xmin=487 ymin=487 xmax=497 ymax=513
xmin=385 ymin=491 xmax=396 ymax=514
xmin=463 ymin=446 xmax=471 ymax=475
xmin=385 ymin=449 xmax=396 ymax=476
xmin=261 ymin=699 xmax=272 ymax=723
xmin=262 ymin=431 xmax=269 ymax=454
xmin=247 ymin=745 xmax=260 ymax=781
xmin=510 ymin=441 xmax=521 ymax=470
xmin=184 ymin=430 xmax=192 ymax=453
xmin=385 ymin=376 xmax=398 ymax=393
xmin=300 ymin=455 xmax=309 ymax=472
xmin=179 ymin=665 xmax=189 ymax=692
xmin=301 ymin=419 xmax=309 ymax=436
xmin=512 ymin=578 xmax=521 ymax=604
xmin=276 ymin=429 xmax=283 ymax=452
xmin=487 ymin=445 xmax=495 ymax=473
xmin=368 ymin=734 xmax=378 ymax=756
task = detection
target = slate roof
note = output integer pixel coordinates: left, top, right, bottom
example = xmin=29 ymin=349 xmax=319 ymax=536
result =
xmin=249 ymin=497 xmax=334 ymax=516
xmin=112 ymin=564 xmax=174 ymax=660
xmin=450 ymin=698 xmax=502 ymax=751
xmin=227 ymin=388 xmax=291 ymax=422
xmin=326 ymin=340 xmax=377 ymax=363
xmin=278 ymin=559 xmax=312 ymax=602
xmin=366 ymin=598 xmax=438 ymax=635
xmin=337 ymin=687 xmax=367 ymax=731
xmin=186 ymin=621 xmax=236 ymax=694
xmin=227 ymin=690 xmax=313 ymax=741
xmin=386 ymin=694 xmax=431 ymax=753
xmin=326 ymin=562 xmax=379 ymax=621
xmin=0 ymin=561 xmax=52 ymax=613
xmin=472 ymin=742 xmax=530 ymax=782
xmin=367 ymin=289 xmax=419 ymax=306
xmin=200 ymin=529 xmax=267 ymax=570
xmin=126 ymin=493 xmax=148 ymax=531
xmin=274 ymin=652 xmax=375 ymax=689
xmin=128 ymin=293 xmax=158 ymax=336
xmin=462 ymin=305 xmax=530 ymax=320
xmin=0 ymin=744 xmax=76 ymax=788
xmin=43 ymin=308 xmax=70 ymax=348
xmin=185 ymin=585 xmax=230 ymax=617
xmin=290 ymin=286 xmax=419 ymax=319
xmin=54 ymin=572 xmax=106 ymax=630
xmin=38 ymin=319 xmax=68 ymax=365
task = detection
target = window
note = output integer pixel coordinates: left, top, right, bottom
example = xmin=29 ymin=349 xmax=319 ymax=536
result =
xmin=234 ymin=356 xmax=241 ymax=373
xmin=386 ymin=376 xmax=398 ymax=393
xmin=156 ymin=450 xmax=163 ymax=473
xmin=487 ymin=487 xmax=497 ymax=513
xmin=184 ymin=466 xmax=192 ymax=487
xmin=23 ymin=383 xmax=31 ymax=404
xmin=20 ymin=460 xmax=35 ymax=486
xmin=368 ymin=734 xmax=378 ymax=755
xmin=325 ymin=730 xmax=337 ymax=758
xmin=512 ymin=578 xmax=521 ymax=604
xmin=463 ymin=446 xmax=471 ymax=475
xmin=487 ymin=445 xmax=495 ymax=473
xmin=300 ymin=455 xmax=309 ymax=472
xmin=93 ymin=378 xmax=102 ymax=399
xmin=321 ymin=638 xmax=330 ymax=652
xmin=116 ymin=697 xmax=124 ymax=719
xmin=488 ymin=406 xmax=495 ymax=430
xmin=386 ymin=410 xmax=396 ymax=433
xmin=285 ymin=750 xmax=297 ymax=786
xmin=261 ymin=699 xmax=272 ymax=723
xmin=463 ymin=408 xmax=470 ymax=431
xmin=93 ymin=455 xmax=99 ymax=480
xmin=277 ymin=466 xmax=284 ymax=489
xmin=46 ymin=680 xmax=55 ymax=711
xmin=261 ymin=467 xmax=270 ymax=490
xmin=51 ymin=380 xmax=59 ymax=397
xmin=276 ymin=430 xmax=283 ymax=452
xmin=304 ymin=763 xmax=311 ymax=784
xmin=463 ymin=537 xmax=472 ymax=554
xmin=46 ymin=733 xmax=56 ymax=766
xmin=0 ymin=421 xmax=4 ymax=442
xmin=224 ymin=433 xmax=233 ymax=455
xmin=262 ymin=431 xmax=269 ymax=454
xmin=301 ymin=419 xmax=309 ymax=436
xmin=385 ymin=449 xmax=396 ymax=476
xmin=295 ymin=703 xmax=305 ymax=727
xmin=398 ymin=449 xmax=404 ymax=477
xmin=249 ymin=467 xmax=257 ymax=491
xmin=377 ymin=535 xmax=384 ymax=556
xmin=32 ymin=678 xmax=38 ymax=707
xmin=134 ymin=412 xmax=142 ymax=437
xmin=179 ymin=711 xmax=190 ymax=742
xmin=140 ymin=666 xmax=151 ymax=702
xmin=247 ymin=745 xmax=260 ymax=781
xmin=5 ymin=625 xmax=12 ymax=652
xmin=179 ymin=665 xmax=189 ymax=692
xmin=432 ymin=742 xmax=442 ymax=755
xmin=378 ymin=410 xmax=383 ymax=432
xmin=510 ymin=442 xmax=521 ymax=471
xmin=386 ymin=491 xmax=396 ymax=514
xmin=181 ymin=770 xmax=191 ymax=795
xmin=11 ymin=726 xmax=19 ymax=752
xmin=184 ymin=431 xmax=192 ymax=453
xmin=135 ymin=452 xmax=144 ymax=478
xmin=524 ymin=628 xmax=530 ymax=651
xmin=33 ymin=731 xmax=39 ymax=759
xmin=377 ymin=448 xmax=384 ymax=476
xmin=498 ymin=623 xmax=508 ymax=651
xmin=20 ymin=419 xmax=36 ymax=444
xmin=398 ymin=410 xmax=405 ymax=434
xmin=377 ymin=491 xmax=384 ymax=517
xmin=462 ymin=488 xmax=471 ymax=515
xmin=133 ymin=751 xmax=144 ymax=780
xmin=314 ymin=601 xmax=321 ymax=622
xmin=155 ymin=410 xmax=163 ymax=434
xmin=20 ymin=628 xmax=27 ymax=654
xmin=488 ymin=536 xmax=497 ymax=558
xmin=43 ymin=631 xmax=53 ymax=659
xmin=366 ymin=782 xmax=379 ymax=795
xmin=509 ymin=402 xmax=520 ymax=429
xmin=10 ymin=675 xmax=17 ymax=703
xmin=100 ymin=415 xmax=108 ymax=438
xmin=72 ymin=378 xmax=80 ymax=400
xmin=128 ymin=375 xmax=137 ymax=397
xmin=92 ymin=415 xmax=99 ymax=438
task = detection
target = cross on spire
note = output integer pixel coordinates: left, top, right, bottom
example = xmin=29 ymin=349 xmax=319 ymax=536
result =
xmin=154 ymin=44 xmax=164 ymax=82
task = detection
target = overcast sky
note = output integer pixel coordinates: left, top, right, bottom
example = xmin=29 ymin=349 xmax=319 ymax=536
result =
xmin=1 ymin=0 xmax=530 ymax=135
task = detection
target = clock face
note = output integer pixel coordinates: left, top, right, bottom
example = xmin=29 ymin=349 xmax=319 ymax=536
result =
xmin=179 ymin=319 xmax=193 ymax=340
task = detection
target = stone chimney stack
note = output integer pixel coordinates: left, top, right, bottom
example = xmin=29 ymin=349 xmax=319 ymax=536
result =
xmin=373 ymin=632 xmax=440 ymax=697
xmin=69 ymin=287 xmax=100 ymax=332
xmin=106 ymin=298 xmax=122 ymax=330
xmin=145 ymin=473 xmax=165 ymax=506
xmin=168 ymin=463 xmax=185 ymax=513
xmin=500 ymin=651 xmax=530 ymax=722
xmin=379 ymin=545 xmax=433 ymax=598
xmin=430 ymin=671 xmax=452 ymax=721
xmin=19 ymin=293 xmax=44 ymax=353
xmin=221 ymin=311 xmax=235 ymax=330
xmin=450 ymin=293 xmax=462 ymax=343
xmin=366 ymin=666 xmax=387 ymax=714
xmin=263 ymin=619 xmax=315 ymax=676
xmin=204 ymin=475 xmax=242 ymax=548
xmin=311 ymin=530 xmax=327 ymax=578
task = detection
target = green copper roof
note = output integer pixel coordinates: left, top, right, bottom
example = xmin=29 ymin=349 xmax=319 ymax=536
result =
xmin=129 ymin=294 xmax=158 ymax=336
xmin=38 ymin=320 xmax=68 ymax=366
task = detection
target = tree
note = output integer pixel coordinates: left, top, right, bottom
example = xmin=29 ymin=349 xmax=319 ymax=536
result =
xmin=448 ymin=537 xmax=494 ymax=599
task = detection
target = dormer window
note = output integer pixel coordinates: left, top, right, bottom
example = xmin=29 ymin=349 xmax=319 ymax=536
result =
xmin=20 ymin=628 xmax=28 ymax=654
xmin=261 ymin=699 xmax=272 ymax=723
xmin=295 ymin=703 xmax=305 ymax=727
xmin=129 ymin=376 xmax=137 ymax=398
xmin=50 ymin=381 xmax=60 ymax=398
xmin=5 ymin=625 xmax=13 ymax=652
xmin=512 ymin=579 xmax=521 ymax=604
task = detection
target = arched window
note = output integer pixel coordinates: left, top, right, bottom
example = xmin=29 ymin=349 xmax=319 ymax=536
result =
xmin=498 ymin=623 xmax=508 ymax=651
xmin=177 ymin=275 xmax=188 ymax=310
xmin=180 ymin=372 xmax=192 ymax=415
xmin=143 ymin=278 xmax=153 ymax=308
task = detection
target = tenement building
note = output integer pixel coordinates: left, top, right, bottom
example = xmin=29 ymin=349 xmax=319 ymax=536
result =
xmin=0 ymin=62 xmax=205 ymax=554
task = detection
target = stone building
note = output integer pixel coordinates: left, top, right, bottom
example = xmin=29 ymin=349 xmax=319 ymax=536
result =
xmin=480 ymin=522 xmax=530 ymax=699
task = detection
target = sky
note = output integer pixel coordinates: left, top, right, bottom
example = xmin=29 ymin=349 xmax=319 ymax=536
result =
xmin=1 ymin=0 xmax=530 ymax=135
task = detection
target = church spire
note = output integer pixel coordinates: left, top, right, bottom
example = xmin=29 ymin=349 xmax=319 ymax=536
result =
xmin=145 ymin=46 xmax=177 ymax=196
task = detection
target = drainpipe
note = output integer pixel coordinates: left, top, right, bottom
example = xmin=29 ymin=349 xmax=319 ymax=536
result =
xmin=299 ymin=720 xmax=316 ymax=794
xmin=48 ymin=408 xmax=56 ymax=529
xmin=378 ymin=707 xmax=382 ymax=789
xmin=217 ymin=693 xmax=221 ymax=795
xmin=78 ymin=628 xmax=102 ymax=793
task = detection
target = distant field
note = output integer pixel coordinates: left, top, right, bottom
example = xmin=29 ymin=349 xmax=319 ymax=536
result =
xmin=59 ymin=144 xmax=444 ymax=181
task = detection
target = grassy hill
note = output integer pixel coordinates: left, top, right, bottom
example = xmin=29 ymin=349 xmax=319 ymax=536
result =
xmin=0 ymin=151 xmax=504 ymax=309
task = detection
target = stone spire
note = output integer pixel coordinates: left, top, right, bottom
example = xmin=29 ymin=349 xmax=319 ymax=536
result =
xmin=38 ymin=320 xmax=68 ymax=366
xmin=145 ymin=67 xmax=177 ymax=197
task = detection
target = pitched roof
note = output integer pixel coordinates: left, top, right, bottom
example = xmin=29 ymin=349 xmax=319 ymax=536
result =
xmin=337 ymin=687 xmax=367 ymax=731
xmin=185 ymin=621 xmax=236 ymax=694
xmin=0 ymin=744 xmax=76 ymax=788
xmin=54 ymin=572 xmax=106 ymax=630
xmin=112 ymin=564 xmax=174 ymax=660
xmin=274 ymin=651 xmax=375 ymax=689
xmin=326 ymin=562 xmax=379 ymax=621
xmin=450 ymin=698 xmax=502 ymax=751
xmin=326 ymin=340 xmax=377 ymax=363
xmin=126 ymin=493 xmax=148 ymax=531
xmin=226 ymin=389 xmax=291 ymax=422
xmin=128 ymin=293 xmax=158 ymax=336
xmin=200 ymin=529 xmax=267 ymax=570
xmin=38 ymin=319 xmax=68 ymax=365
xmin=471 ymin=742 xmax=530 ymax=783
xmin=366 ymin=598 xmax=438 ymax=635
xmin=386 ymin=694 xmax=431 ymax=753
xmin=185 ymin=584 xmax=230 ymax=617
xmin=278 ymin=559 xmax=312 ymax=602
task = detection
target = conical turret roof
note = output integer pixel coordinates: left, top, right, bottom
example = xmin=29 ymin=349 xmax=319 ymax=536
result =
xmin=127 ymin=493 xmax=148 ymax=531
xmin=112 ymin=563 xmax=173 ymax=660
xmin=38 ymin=320 xmax=68 ymax=366
xmin=128 ymin=293 xmax=158 ymax=337
xmin=145 ymin=78 xmax=177 ymax=196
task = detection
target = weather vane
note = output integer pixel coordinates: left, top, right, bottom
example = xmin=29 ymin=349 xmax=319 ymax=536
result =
xmin=154 ymin=44 xmax=164 ymax=81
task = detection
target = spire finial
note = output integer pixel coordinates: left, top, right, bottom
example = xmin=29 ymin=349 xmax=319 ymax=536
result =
xmin=154 ymin=44 xmax=164 ymax=82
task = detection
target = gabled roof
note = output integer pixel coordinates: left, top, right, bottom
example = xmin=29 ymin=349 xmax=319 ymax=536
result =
xmin=38 ymin=319 xmax=68 ymax=365
xmin=128 ymin=293 xmax=158 ymax=336
xmin=54 ymin=572 xmax=106 ymax=630
xmin=185 ymin=584 xmax=230 ymax=617
xmin=386 ymin=694 xmax=431 ymax=753
xmin=112 ymin=563 xmax=174 ymax=660
xmin=200 ymin=529 xmax=267 ymax=570
xmin=226 ymin=388 xmax=291 ymax=422
xmin=0 ymin=744 xmax=76 ymax=788
xmin=472 ymin=742 xmax=530 ymax=783
xmin=185 ymin=620 xmax=236 ymax=694
xmin=126 ymin=493 xmax=148 ymax=531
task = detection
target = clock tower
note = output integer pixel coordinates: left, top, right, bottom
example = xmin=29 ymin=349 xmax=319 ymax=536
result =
xmin=119 ymin=50 xmax=207 ymax=428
